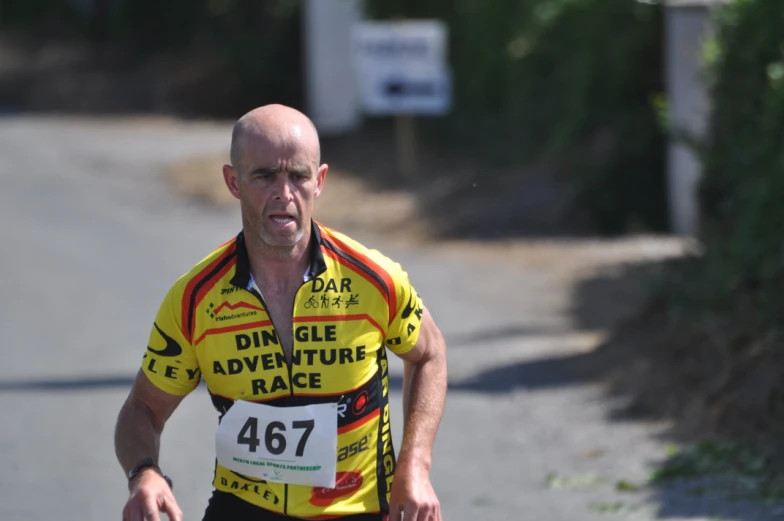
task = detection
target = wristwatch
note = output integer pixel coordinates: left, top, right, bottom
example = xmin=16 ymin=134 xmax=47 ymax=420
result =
xmin=128 ymin=457 xmax=173 ymax=490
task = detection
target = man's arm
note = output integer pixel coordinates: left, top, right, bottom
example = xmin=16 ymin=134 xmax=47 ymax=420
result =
xmin=115 ymin=369 xmax=186 ymax=521
xmin=390 ymin=306 xmax=447 ymax=521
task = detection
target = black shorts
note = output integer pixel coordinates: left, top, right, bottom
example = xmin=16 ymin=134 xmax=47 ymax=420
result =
xmin=202 ymin=490 xmax=386 ymax=521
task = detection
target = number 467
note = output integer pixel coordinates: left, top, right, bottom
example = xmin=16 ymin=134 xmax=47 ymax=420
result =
xmin=238 ymin=418 xmax=315 ymax=456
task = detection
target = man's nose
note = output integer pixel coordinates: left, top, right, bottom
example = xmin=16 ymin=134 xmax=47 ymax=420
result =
xmin=273 ymin=175 xmax=293 ymax=200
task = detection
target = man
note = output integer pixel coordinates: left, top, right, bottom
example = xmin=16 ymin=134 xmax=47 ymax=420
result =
xmin=114 ymin=104 xmax=447 ymax=521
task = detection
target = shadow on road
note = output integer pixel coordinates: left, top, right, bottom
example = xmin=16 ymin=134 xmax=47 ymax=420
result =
xmin=448 ymin=354 xmax=580 ymax=393
xmin=0 ymin=375 xmax=136 ymax=391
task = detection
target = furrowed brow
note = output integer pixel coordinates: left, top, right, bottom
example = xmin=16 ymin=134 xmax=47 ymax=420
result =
xmin=289 ymin=164 xmax=311 ymax=176
xmin=249 ymin=166 xmax=281 ymax=175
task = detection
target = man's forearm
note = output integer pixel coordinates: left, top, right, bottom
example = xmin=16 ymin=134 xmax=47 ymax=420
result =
xmin=114 ymin=397 xmax=163 ymax=475
xmin=398 ymin=347 xmax=447 ymax=471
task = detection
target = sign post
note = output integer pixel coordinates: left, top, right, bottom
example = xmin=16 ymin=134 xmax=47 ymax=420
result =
xmin=395 ymin=114 xmax=416 ymax=179
xmin=351 ymin=20 xmax=452 ymax=179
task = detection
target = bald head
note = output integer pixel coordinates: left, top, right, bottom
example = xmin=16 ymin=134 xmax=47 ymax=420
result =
xmin=230 ymin=104 xmax=321 ymax=173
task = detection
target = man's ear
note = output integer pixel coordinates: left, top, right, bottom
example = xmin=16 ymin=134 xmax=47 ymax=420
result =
xmin=223 ymin=164 xmax=242 ymax=200
xmin=314 ymin=163 xmax=328 ymax=198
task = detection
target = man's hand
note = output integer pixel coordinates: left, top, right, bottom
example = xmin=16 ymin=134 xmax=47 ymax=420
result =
xmin=388 ymin=461 xmax=441 ymax=521
xmin=123 ymin=469 xmax=183 ymax=521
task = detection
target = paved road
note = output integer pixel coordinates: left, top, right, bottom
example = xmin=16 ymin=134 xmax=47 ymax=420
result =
xmin=0 ymin=116 xmax=778 ymax=521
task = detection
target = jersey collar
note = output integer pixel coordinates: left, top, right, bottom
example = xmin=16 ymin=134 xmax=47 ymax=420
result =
xmin=230 ymin=220 xmax=328 ymax=289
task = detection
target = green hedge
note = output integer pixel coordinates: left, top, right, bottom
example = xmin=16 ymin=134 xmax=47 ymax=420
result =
xmin=107 ymin=0 xmax=304 ymax=114
xmin=366 ymin=0 xmax=668 ymax=234
xmin=687 ymin=0 xmax=784 ymax=323
xmin=0 ymin=0 xmax=304 ymax=117
xmin=0 ymin=0 xmax=87 ymax=35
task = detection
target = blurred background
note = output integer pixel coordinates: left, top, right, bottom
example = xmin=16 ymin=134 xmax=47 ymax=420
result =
xmin=2 ymin=0 xmax=784 ymax=520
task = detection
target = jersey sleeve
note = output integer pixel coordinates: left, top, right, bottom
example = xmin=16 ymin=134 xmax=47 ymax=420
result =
xmin=141 ymin=283 xmax=202 ymax=396
xmin=384 ymin=265 xmax=425 ymax=356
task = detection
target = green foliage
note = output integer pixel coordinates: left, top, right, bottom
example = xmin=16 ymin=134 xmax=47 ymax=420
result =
xmin=0 ymin=0 xmax=87 ymax=36
xmin=366 ymin=0 xmax=668 ymax=234
xmin=651 ymin=440 xmax=767 ymax=484
xmin=689 ymin=0 xmax=784 ymax=322
xmin=0 ymin=0 xmax=305 ymax=116
xmin=615 ymin=479 xmax=641 ymax=492
xmin=588 ymin=501 xmax=630 ymax=514
xmin=107 ymin=0 xmax=304 ymax=113
xmin=650 ymin=440 xmax=784 ymax=503
xmin=544 ymin=472 xmax=605 ymax=490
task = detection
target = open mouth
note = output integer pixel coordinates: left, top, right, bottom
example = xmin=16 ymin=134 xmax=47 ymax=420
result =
xmin=269 ymin=214 xmax=295 ymax=225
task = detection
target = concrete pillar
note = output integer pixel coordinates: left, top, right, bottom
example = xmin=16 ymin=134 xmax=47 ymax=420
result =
xmin=303 ymin=0 xmax=363 ymax=136
xmin=664 ymin=0 xmax=726 ymax=237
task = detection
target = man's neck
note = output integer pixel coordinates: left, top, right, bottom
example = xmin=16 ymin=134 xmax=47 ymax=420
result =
xmin=245 ymin=229 xmax=312 ymax=293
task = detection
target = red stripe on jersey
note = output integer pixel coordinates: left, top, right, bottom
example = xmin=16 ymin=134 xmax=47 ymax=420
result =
xmin=181 ymin=241 xmax=237 ymax=342
xmin=337 ymin=407 xmax=380 ymax=434
xmin=319 ymin=228 xmax=397 ymax=326
xmin=212 ymin=301 xmax=265 ymax=315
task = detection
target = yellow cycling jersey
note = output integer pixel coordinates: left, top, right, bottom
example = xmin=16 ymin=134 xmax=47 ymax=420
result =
xmin=141 ymin=221 xmax=424 ymax=519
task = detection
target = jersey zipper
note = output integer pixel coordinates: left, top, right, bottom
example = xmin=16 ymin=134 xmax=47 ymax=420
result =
xmin=245 ymin=275 xmax=318 ymax=517
xmin=282 ymin=277 xmax=316 ymax=516
xmin=244 ymin=285 xmax=292 ymax=515
xmin=245 ymin=284 xmax=294 ymax=387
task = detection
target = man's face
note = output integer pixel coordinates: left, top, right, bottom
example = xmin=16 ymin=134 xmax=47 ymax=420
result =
xmin=225 ymin=137 xmax=326 ymax=249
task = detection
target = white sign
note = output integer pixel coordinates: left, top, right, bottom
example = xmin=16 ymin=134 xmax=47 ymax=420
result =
xmin=352 ymin=20 xmax=452 ymax=115
xmin=215 ymin=400 xmax=338 ymax=488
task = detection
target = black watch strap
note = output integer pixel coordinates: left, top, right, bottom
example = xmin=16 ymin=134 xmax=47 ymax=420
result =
xmin=127 ymin=457 xmax=173 ymax=490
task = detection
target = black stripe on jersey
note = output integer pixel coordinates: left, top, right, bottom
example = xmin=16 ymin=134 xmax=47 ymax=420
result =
xmin=209 ymin=391 xmax=293 ymax=418
xmin=186 ymin=250 xmax=237 ymax=339
xmin=336 ymin=377 xmax=380 ymax=429
xmin=209 ymin=382 xmax=380 ymax=429
xmin=321 ymin=237 xmax=390 ymax=301
xmin=375 ymin=347 xmax=393 ymax=514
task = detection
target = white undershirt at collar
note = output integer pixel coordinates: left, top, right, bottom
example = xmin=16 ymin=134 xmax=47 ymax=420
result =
xmin=246 ymin=267 xmax=314 ymax=293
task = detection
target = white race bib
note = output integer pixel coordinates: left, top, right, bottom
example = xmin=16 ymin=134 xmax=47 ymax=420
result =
xmin=216 ymin=401 xmax=338 ymax=488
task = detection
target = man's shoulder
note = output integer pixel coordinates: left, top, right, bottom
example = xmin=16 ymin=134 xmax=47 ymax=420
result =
xmin=315 ymin=222 xmax=403 ymax=275
xmin=165 ymin=234 xmax=241 ymax=298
